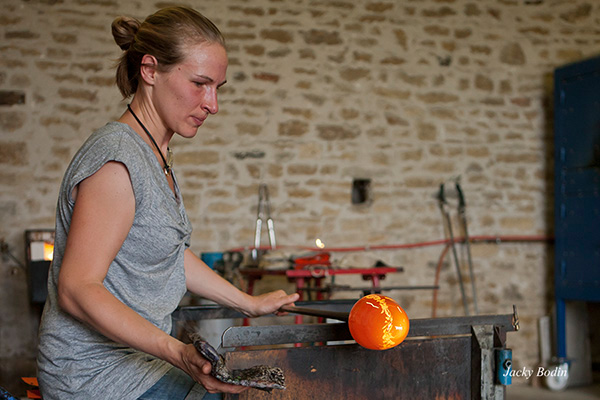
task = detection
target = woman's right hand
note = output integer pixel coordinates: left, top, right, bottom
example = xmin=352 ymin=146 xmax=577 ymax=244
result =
xmin=178 ymin=343 xmax=249 ymax=394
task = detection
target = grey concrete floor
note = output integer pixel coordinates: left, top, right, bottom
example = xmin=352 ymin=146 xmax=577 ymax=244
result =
xmin=507 ymin=382 xmax=600 ymax=399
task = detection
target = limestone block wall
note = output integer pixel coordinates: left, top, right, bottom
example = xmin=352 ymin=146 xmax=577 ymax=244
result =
xmin=1 ymin=0 xmax=599 ymax=392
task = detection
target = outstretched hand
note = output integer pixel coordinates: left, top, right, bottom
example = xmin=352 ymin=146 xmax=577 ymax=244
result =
xmin=245 ymin=290 xmax=300 ymax=318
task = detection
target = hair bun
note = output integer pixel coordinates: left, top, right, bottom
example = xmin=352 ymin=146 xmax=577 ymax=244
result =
xmin=111 ymin=16 xmax=141 ymax=51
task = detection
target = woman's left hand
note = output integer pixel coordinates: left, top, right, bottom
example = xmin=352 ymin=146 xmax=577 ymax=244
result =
xmin=244 ymin=290 xmax=300 ymax=318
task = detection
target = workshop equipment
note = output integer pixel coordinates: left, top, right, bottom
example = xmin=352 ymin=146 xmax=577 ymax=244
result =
xmin=292 ymin=283 xmax=439 ymax=296
xmin=552 ymin=55 xmax=600 ymax=389
xmin=25 ymin=230 xmax=55 ymax=304
xmin=252 ymin=184 xmax=277 ymax=261
xmin=291 ymin=252 xmax=331 ymax=270
xmin=172 ymin=301 xmax=519 ymax=399
xmin=456 ymin=180 xmax=479 ymax=315
xmin=219 ymin=251 xmax=244 ymax=283
xmin=239 ymin=266 xmax=403 ymax=301
xmin=496 ymin=349 xmax=513 ymax=386
xmin=0 ymin=387 xmax=18 ymax=400
xmin=437 ymin=183 xmax=470 ymax=315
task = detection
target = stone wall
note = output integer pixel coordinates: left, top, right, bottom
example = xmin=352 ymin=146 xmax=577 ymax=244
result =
xmin=1 ymin=0 xmax=599 ymax=394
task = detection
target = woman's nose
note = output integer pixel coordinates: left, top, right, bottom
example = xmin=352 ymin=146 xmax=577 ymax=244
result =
xmin=203 ymin=89 xmax=218 ymax=114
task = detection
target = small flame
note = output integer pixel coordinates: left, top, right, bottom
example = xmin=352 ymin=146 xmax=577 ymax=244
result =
xmin=315 ymin=238 xmax=325 ymax=249
xmin=43 ymin=242 xmax=54 ymax=261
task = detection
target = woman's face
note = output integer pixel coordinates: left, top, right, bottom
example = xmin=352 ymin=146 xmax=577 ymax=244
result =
xmin=153 ymin=41 xmax=228 ymax=138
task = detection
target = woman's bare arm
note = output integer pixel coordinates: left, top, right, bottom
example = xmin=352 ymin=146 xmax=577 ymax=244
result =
xmin=183 ymin=250 xmax=299 ymax=317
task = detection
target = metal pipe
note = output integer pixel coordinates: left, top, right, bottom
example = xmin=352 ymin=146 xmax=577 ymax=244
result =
xmin=279 ymin=305 xmax=349 ymax=321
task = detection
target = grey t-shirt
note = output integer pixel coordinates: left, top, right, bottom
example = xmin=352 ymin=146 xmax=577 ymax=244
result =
xmin=37 ymin=122 xmax=193 ymax=399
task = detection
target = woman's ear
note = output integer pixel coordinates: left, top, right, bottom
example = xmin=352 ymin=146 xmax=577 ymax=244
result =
xmin=139 ymin=54 xmax=159 ymax=85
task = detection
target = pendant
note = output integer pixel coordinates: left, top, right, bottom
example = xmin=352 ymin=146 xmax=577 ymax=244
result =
xmin=165 ymin=147 xmax=174 ymax=175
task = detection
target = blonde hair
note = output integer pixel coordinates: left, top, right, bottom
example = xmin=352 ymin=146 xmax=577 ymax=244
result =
xmin=112 ymin=7 xmax=225 ymax=98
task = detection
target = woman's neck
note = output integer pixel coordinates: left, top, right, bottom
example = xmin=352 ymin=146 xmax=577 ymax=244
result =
xmin=119 ymin=101 xmax=173 ymax=155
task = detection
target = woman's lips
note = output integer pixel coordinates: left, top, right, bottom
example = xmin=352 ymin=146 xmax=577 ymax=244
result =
xmin=192 ymin=115 xmax=206 ymax=126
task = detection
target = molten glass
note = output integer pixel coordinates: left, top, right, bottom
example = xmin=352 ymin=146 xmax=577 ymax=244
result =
xmin=348 ymin=294 xmax=410 ymax=350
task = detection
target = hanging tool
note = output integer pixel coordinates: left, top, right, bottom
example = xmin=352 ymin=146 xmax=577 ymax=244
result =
xmin=252 ymin=184 xmax=277 ymax=261
xmin=437 ymin=183 xmax=470 ymax=316
xmin=456 ymin=180 xmax=479 ymax=315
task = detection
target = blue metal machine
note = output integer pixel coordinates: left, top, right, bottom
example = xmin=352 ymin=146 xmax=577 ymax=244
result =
xmin=553 ymin=55 xmax=600 ymax=387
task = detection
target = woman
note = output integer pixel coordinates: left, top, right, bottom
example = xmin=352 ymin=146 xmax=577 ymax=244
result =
xmin=37 ymin=7 xmax=299 ymax=400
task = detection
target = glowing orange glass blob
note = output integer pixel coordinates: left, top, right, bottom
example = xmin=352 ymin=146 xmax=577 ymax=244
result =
xmin=348 ymin=294 xmax=410 ymax=350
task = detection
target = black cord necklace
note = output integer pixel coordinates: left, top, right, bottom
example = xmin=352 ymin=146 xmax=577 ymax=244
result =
xmin=127 ymin=104 xmax=173 ymax=176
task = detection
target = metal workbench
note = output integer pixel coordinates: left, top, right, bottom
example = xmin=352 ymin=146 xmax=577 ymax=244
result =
xmin=173 ymin=300 xmax=518 ymax=400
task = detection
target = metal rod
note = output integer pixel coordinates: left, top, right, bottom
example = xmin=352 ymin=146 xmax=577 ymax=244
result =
xmin=252 ymin=219 xmax=262 ymax=260
xmin=253 ymin=184 xmax=277 ymax=260
xmin=445 ymin=213 xmax=470 ymax=316
xmin=172 ymin=299 xmax=358 ymax=322
xmin=298 ymin=285 xmax=440 ymax=293
xmin=437 ymin=183 xmax=470 ymax=316
xmin=456 ymin=181 xmax=479 ymax=315
xmin=280 ymin=305 xmax=349 ymax=321
xmin=267 ymin=218 xmax=276 ymax=249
